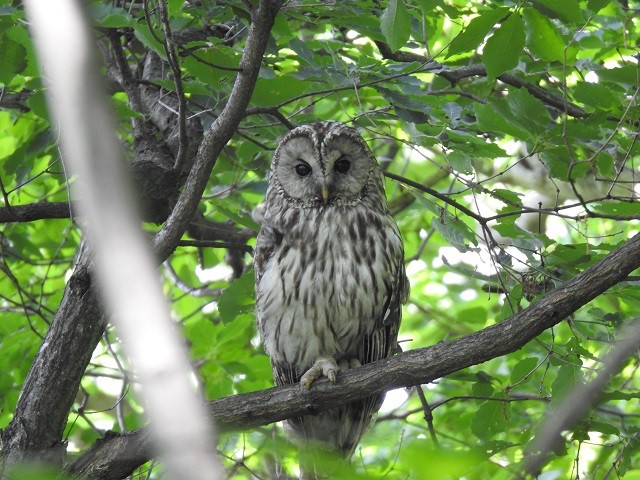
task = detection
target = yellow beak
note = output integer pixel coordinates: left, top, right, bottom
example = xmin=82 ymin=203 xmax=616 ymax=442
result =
xmin=321 ymin=184 xmax=329 ymax=205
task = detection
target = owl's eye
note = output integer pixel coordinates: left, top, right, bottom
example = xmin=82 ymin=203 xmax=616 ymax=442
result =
xmin=295 ymin=163 xmax=311 ymax=177
xmin=334 ymin=157 xmax=351 ymax=173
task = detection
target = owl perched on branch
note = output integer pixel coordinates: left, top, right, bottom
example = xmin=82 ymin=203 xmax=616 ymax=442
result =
xmin=254 ymin=121 xmax=409 ymax=456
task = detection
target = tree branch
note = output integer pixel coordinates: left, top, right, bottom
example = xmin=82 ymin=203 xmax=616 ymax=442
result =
xmin=68 ymin=232 xmax=640 ymax=479
xmin=0 ymin=202 xmax=71 ymax=223
xmin=152 ymin=0 xmax=282 ymax=261
xmin=374 ymin=42 xmax=589 ymax=118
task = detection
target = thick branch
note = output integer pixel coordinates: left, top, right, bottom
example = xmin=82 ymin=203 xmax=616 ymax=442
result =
xmin=152 ymin=0 xmax=282 ymax=261
xmin=1 ymin=243 xmax=104 ymax=467
xmin=69 ymin=232 xmax=640 ymax=479
xmin=0 ymin=202 xmax=71 ymax=223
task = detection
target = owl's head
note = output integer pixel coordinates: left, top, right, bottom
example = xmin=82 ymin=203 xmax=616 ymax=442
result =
xmin=270 ymin=121 xmax=377 ymax=207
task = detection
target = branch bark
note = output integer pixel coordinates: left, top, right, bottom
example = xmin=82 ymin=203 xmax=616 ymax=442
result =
xmin=0 ymin=201 xmax=71 ymax=223
xmin=1 ymin=243 xmax=103 ymax=468
xmin=68 ymin=232 xmax=640 ymax=479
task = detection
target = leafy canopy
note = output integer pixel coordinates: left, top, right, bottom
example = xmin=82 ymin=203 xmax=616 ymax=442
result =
xmin=1 ymin=0 xmax=640 ymax=478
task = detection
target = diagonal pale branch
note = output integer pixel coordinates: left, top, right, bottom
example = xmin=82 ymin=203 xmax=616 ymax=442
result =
xmin=0 ymin=0 xmax=279 ymax=472
xmin=524 ymin=317 xmax=640 ymax=475
xmin=22 ymin=0 xmax=223 ymax=478
xmin=68 ymin=232 xmax=640 ymax=480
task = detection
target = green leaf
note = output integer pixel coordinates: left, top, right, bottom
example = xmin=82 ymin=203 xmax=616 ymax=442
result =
xmin=92 ymin=5 xmax=134 ymax=28
xmin=133 ymin=23 xmax=166 ymax=57
xmin=183 ymin=48 xmax=238 ymax=86
xmin=506 ymin=88 xmax=550 ymax=135
xmin=492 ymin=188 xmax=524 ymax=207
xmin=471 ymin=400 xmax=510 ymax=439
xmin=251 ymin=75 xmax=309 ymax=107
xmin=522 ymin=8 xmax=565 ymax=62
xmin=483 ymin=13 xmax=525 ymax=81
xmin=510 ymin=357 xmax=538 ymax=384
xmin=475 ymin=102 xmax=528 ymax=139
xmin=533 ymin=0 xmax=582 ymax=23
xmin=380 ymin=0 xmax=411 ymax=52
xmin=447 ymin=151 xmax=473 ymax=174
xmin=472 ymin=380 xmax=494 ymax=398
xmin=587 ymin=0 xmax=611 ymax=12
xmin=430 ymin=213 xmax=477 ymax=252
xmin=547 ymin=244 xmax=590 ymax=268
xmin=573 ymin=82 xmax=619 ymax=111
xmin=168 ymin=0 xmax=183 ymax=15
xmin=589 ymin=421 xmax=619 ymax=436
xmin=447 ymin=7 xmax=509 ymax=57
xmin=217 ymin=270 xmax=255 ymax=324
xmin=0 ymin=37 xmax=26 ymax=84
xmin=551 ymin=365 xmax=582 ymax=403
xmin=593 ymin=202 xmax=640 ymax=216
xmin=27 ymin=90 xmax=49 ymax=121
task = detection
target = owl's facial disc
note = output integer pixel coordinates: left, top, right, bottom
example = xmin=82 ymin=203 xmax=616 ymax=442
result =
xmin=274 ymin=135 xmax=326 ymax=203
xmin=273 ymin=124 xmax=374 ymax=206
xmin=320 ymin=133 xmax=373 ymax=202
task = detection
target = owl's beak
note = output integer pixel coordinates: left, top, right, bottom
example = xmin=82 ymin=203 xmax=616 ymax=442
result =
xmin=321 ymin=184 xmax=330 ymax=204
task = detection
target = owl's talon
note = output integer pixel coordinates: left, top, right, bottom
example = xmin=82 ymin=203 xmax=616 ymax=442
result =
xmin=348 ymin=359 xmax=361 ymax=369
xmin=300 ymin=356 xmax=339 ymax=389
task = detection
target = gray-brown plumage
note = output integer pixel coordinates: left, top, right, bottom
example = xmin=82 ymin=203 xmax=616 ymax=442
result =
xmin=254 ymin=121 xmax=409 ymax=456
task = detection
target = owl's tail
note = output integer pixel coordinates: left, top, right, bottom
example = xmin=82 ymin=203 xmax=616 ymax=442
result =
xmin=286 ymin=393 xmax=385 ymax=477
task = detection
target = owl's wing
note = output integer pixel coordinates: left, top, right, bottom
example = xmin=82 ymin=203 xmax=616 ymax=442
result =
xmin=365 ymin=232 xmax=408 ymax=364
xmin=338 ymin=228 xmax=408 ymax=455
xmin=254 ymin=223 xmax=283 ymax=284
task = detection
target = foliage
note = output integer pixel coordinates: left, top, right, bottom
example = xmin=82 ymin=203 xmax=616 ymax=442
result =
xmin=1 ymin=0 xmax=640 ymax=478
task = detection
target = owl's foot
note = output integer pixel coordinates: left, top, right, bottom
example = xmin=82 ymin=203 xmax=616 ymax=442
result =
xmin=300 ymin=356 xmax=339 ymax=390
xmin=339 ymin=358 xmax=361 ymax=370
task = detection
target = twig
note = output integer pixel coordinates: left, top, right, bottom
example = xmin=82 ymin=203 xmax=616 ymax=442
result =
xmin=177 ymin=239 xmax=253 ymax=254
xmin=156 ymin=0 xmax=189 ymax=172
xmin=415 ymin=386 xmax=439 ymax=447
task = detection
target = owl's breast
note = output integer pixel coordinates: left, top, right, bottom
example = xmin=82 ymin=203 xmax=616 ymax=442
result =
xmin=256 ymin=205 xmax=403 ymax=370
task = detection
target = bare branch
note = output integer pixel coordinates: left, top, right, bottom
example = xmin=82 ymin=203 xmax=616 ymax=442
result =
xmin=374 ymin=41 xmax=589 ymax=118
xmin=152 ymin=0 xmax=283 ymax=261
xmin=0 ymin=202 xmax=71 ymax=223
xmin=155 ymin=0 xmax=189 ymax=172
xmin=69 ymin=231 xmax=640 ymax=479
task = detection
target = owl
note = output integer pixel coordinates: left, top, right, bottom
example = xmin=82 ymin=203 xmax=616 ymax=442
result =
xmin=254 ymin=121 xmax=409 ymax=456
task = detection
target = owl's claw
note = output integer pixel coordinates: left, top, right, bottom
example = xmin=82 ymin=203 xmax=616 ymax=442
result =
xmin=300 ymin=356 xmax=339 ymax=390
xmin=339 ymin=358 xmax=362 ymax=370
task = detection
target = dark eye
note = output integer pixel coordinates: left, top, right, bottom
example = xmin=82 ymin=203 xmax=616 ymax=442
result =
xmin=335 ymin=157 xmax=350 ymax=173
xmin=295 ymin=163 xmax=311 ymax=177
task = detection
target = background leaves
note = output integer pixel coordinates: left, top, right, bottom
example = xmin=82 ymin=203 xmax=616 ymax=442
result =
xmin=1 ymin=0 xmax=640 ymax=478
